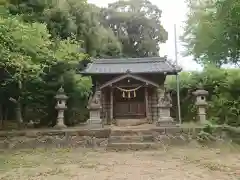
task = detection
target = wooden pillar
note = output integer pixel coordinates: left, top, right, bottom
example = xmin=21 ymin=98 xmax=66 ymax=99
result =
xmin=145 ymin=86 xmax=149 ymax=122
xmin=110 ymin=86 xmax=113 ymax=124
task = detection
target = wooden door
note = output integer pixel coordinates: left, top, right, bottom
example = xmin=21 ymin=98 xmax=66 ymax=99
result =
xmin=114 ymin=101 xmax=145 ymax=118
xmin=113 ymin=87 xmax=146 ymax=119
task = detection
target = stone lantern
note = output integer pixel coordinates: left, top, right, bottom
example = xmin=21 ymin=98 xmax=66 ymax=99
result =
xmin=192 ymin=89 xmax=209 ymax=124
xmin=54 ymin=87 xmax=68 ymax=128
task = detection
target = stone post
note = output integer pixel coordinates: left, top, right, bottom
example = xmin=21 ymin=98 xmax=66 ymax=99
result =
xmin=54 ymin=87 xmax=68 ymax=128
xmin=193 ymin=89 xmax=208 ymax=124
xmin=87 ymin=90 xmax=103 ymax=129
xmin=156 ymin=87 xmax=174 ymax=126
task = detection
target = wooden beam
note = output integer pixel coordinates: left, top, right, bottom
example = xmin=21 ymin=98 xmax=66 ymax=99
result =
xmin=99 ymin=73 xmax=159 ymax=89
xmin=112 ymin=84 xmax=147 ymax=88
xmin=145 ymin=86 xmax=149 ymax=121
xmin=110 ymin=86 xmax=113 ymax=124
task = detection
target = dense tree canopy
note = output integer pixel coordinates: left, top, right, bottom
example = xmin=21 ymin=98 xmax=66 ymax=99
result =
xmin=101 ymin=0 xmax=168 ymax=57
xmin=6 ymin=0 xmax=168 ymax=58
xmin=182 ymin=0 xmax=240 ymax=67
xmin=0 ymin=13 xmax=91 ymax=126
xmin=7 ymin=0 xmax=122 ymax=57
xmin=0 ymin=16 xmax=53 ymax=123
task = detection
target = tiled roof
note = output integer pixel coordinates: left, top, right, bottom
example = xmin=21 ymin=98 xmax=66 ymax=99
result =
xmin=80 ymin=57 xmax=181 ymax=74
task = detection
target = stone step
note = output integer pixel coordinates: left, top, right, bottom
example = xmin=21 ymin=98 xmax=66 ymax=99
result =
xmin=107 ymin=142 xmax=159 ymax=151
xmin=111 ymin=129 xmax=153 ymax=136
xmin=109 ymin=135 xmax=154 ymax=143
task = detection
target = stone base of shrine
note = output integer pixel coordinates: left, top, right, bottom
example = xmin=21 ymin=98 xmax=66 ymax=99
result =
xmin=115 ymin=118 xmax=148 ymax=127
xmin=86 ymin=118 xmax=103 ymax=129
xmin=0 ymin=125 xmax=238 ymax=150
xmin=156 ymin=117 xmax=177 ymax=127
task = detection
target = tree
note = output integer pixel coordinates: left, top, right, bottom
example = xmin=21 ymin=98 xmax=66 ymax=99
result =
xmin=0 ymin=13 xmax=91 ymax=127
xmin=166 ymin=66 xmax=240 ymax=127
xmin=6 ymin=0 xmax=123 ymax=57
xmin=101 ymin=0 xmax=168 ymax=57
xmin=0 ymin=15 xmax=54 ymax=125
xmin=182 ymin=0 xmax=240 ymax=67
xmin=55 ymin=0 xmax=122 ymax=57
xmin=40 ymin=38 xmax=92 ymax=126
xmin=7 ymin=0 xmax=52 ymax=22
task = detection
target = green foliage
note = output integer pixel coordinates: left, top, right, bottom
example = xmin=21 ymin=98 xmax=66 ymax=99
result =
xmin=101 ymin=0 xmax=168 ymax=57
xmin=6 ymin=0 xmax=168 ymax=59
xmin=182 ymin=0 xmax=240 ymax=67
xmin=7 ymin=0 xmax=52 ymax=22
xmin=0 ymin=15 xmax=54 ymax=123
xmin=0 ymin=16 xmax=52 ymax=73
xmin=196 ymin=121 xmax=219 ymax=143
xmin=6 ymin=0 xmax=123 ymax=57
xmin=0 ymin=12 xmax=91 ymax=127
xmin=166 ymin=67 xmax=240 ymax=127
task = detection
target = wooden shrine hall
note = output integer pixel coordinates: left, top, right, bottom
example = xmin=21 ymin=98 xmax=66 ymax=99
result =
xmin=80 ymin=57 xmax=181 ymax=127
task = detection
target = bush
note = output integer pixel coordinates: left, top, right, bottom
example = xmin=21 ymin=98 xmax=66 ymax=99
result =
xmin=166 ymin=66 xmax=240 ymax=127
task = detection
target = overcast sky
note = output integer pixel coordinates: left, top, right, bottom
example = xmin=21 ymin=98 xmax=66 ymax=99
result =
xmin=88 ymin=0 xmax=202 ymax=71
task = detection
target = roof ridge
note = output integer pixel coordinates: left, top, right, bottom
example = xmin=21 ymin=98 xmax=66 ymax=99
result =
xmin=93 ymin=57 xmax=166 ymax=64
xmin=79 ymin=56 xmax=182 ymax=75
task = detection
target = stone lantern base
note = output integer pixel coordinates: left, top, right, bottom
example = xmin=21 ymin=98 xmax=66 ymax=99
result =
xmin=54 ymin=123 xmax=67 ymax=129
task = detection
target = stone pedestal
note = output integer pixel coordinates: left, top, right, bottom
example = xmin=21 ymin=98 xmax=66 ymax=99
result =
xmin=156 ymin=104 xmax=175 ymax=127
xmin=156 ymin=87 xmax=175 ymax=127
xmin=87 ymin=105 xmax=103 ymax=129
xmin=87 ymin=90 xmax=103 ymax=129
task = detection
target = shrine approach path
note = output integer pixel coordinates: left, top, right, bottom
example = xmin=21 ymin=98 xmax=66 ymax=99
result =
xmin=0 ymin=144 xmax=239 ymax=180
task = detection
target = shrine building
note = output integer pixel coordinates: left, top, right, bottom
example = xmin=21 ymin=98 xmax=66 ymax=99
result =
xmin=80 ymin=57 xmax=181 ymax=127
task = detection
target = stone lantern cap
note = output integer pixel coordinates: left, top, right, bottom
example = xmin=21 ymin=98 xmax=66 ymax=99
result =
xmin=192 ymin=89 xmax=209 ymax=96
xmin=55 ymin=87 xmax=68 ymax=100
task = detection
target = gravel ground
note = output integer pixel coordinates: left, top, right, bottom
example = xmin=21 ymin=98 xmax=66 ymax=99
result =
xmin=0 ymin=144 xmax=239 ymax=180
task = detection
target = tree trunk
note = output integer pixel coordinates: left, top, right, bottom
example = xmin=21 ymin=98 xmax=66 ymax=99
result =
xmin=0 ymin=104 xmax=2 ymax=129
xmin=16 ymin=102 xmax=23 ymax=124
xmin=3 ymin=107 xmax=7 ymax=129
xmin=16 ymin=80 xmax=23 ymax=128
